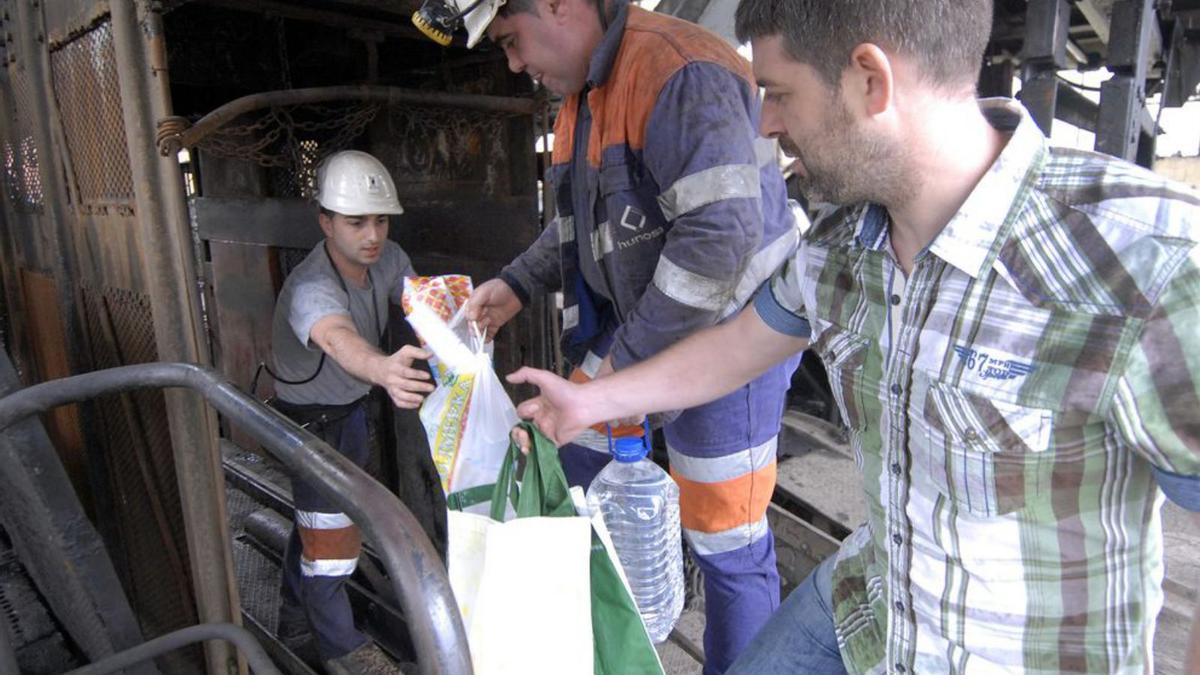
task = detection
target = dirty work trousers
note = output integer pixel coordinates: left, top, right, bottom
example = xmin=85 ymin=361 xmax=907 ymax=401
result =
xmin=560 ymin=356 xmax=800 ymax=675
xmin=277 ymin=401 xmax=369 ymax=662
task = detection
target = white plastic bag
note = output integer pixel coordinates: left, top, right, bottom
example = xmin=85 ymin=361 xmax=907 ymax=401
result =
xmin=406 ymin=302 xmax=519 ymax=509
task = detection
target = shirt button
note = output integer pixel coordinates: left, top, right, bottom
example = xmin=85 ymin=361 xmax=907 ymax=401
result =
xmin=894 ymin=600 xmax=904 ymax=612
xmin=963 ymin=429 xmax=979 ymax=441
xmin=892 ymin=533 xmax=903 ymax=545
xmin=891 ymin=462 xmax=902 ymax=475
xmin=896 ymin=664 xmax=907 ymax=673
xmin=890 ymin=294 xmax=901 ymax=306
xmin=890 ymin=383 xmax=902 ymax=396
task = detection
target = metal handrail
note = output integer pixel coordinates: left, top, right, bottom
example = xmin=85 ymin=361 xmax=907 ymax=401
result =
xmin=63 ymin=623 xmax=278 ymax=675
xmin=0 ymin=363 xmax=472 ymax=675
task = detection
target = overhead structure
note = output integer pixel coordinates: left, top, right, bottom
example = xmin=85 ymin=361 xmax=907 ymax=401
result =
xmin=658 ymin=0 xmax=1200 ymax=168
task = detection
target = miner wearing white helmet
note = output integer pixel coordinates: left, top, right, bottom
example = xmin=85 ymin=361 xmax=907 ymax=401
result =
xmin=268 ymin=149 xmax=426 ymax=675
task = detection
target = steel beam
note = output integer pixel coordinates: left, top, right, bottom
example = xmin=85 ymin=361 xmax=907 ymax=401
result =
xmin=109 ymin=3 xmax=242 ymax=674
xmin=1024 ymin=0 xmax=1073 ymax=67
xmin=1021 ymin=0 xmax=1073 ymax=135
xmin=1054 ymin=80 xmax=1100 ymax=132
xmin=1020 ymin=71 xmax=1061 ymax=136
xmin=1076 ymin=0 xmax=1113 ymax=44
xmin=1096 ymin=0 xmax=1158 ymax=164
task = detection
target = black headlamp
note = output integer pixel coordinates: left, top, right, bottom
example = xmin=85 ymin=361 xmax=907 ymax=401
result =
xmin=412 ymin=0 xmax=489 ymax=46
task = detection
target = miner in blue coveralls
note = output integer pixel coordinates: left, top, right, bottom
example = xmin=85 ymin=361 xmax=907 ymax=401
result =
xmin=413 ymin=0 xmax=807 ymax=670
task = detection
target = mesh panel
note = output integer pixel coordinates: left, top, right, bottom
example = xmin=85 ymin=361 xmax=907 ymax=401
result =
xmin=276 ymin=247 xmax=309 ymax=279
xmin=79 ymin=284 xmax=201 ymax=673
xmin=50 ymin=20 xmax=135 ymax=204
xmin=372 ymin=104 xmax=506 ymax=189
xmin=2 ymin=64 xmax=45 ymax=212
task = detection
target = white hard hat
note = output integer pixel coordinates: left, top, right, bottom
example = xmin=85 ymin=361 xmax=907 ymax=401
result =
xmin=462 ymin=0 xmax=507 ymax=48
xmin=315 ymin=150 xmax=404 ymax=216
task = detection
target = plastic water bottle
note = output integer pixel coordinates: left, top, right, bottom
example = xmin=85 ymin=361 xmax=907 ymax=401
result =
xmin=586 ymin=427 xmax=684 ymax=643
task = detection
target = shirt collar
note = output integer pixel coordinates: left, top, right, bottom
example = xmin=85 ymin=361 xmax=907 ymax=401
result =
xmin=853 ymin=204 xmax=890 ymax=250
xmin=925 ymin=98 xmax=1047 ymax=279
xmin=849 ymin=99 xmax=1046 ymax=280
xmin=586 ymin=0 xmax=630 ymax=88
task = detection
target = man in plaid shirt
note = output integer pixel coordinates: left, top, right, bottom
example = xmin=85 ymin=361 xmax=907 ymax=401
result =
xmin=508 ymin=0 xmax=1200 ymax=672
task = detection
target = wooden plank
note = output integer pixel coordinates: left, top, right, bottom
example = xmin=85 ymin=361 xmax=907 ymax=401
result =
xmin=18 ymin=269 xmax=88 ymax=508
xmin=209 ymin=241 xmax=278 ymax=448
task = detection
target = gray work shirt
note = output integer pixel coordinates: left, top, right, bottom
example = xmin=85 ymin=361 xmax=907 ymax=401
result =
xmin=270 ymin=240 xmax=415 ymax=405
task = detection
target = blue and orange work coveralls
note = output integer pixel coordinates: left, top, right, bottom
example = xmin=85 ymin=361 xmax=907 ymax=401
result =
xmin=498 ymin=4 xmax=804 ymax=671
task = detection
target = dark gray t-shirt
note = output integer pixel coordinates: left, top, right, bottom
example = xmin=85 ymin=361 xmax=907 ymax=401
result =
xmin=270 ymin=240 xmax=415 ymax=405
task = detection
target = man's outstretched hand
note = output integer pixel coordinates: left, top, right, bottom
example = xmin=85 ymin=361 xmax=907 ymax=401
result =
xmin=507 ymin=367 xmax=592 ymax=450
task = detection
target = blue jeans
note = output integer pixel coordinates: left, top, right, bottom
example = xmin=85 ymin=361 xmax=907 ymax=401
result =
xmin=726 ymin=555 xmax=847 ymax=675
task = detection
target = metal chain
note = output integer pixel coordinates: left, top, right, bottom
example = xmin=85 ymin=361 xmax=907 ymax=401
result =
xmin=196 ymin=102 xmax=380 ymax=168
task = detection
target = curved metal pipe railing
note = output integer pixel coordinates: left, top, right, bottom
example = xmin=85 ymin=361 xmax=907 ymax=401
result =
xmin=63 ymin=623 xmax=278 ymax=675
xmin=0 ymin=363 xmax=471 ymax=675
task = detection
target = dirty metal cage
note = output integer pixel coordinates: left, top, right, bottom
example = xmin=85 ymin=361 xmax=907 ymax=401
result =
xmin=50 ymin=20 xmax=135 ymax=206
xmin=1 ymin=61 xmax=44 ymax=214
xmin=78 ymin=284 xmax=201 ymax=671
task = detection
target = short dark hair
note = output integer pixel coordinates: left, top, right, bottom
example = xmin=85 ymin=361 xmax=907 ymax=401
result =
xmin=497 ymin=0 xmax=538 ymax=18
xmin=319 ymin=206 xmax=338 ymax=219
xmin=497 ymin=0 xmax=605 ymax=19
xmin=734 ymin=0 xmax=993 ymax=90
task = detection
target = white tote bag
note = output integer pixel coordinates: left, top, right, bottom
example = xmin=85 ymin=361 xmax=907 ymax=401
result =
xmin=448 ymin=510 xmax=594 ymax=674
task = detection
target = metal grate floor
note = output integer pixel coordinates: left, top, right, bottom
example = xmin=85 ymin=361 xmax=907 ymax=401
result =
xmin=0 ymin=525 xmax=79 ymax=673
xmin=227 ymin=486 xmax=285 ymax=635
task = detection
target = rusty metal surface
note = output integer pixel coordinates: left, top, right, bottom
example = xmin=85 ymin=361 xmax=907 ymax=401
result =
xmin=42 ymin=0 xmax=108 ymax=48
xmin=109 ymin=5 xmax=244 ymax=674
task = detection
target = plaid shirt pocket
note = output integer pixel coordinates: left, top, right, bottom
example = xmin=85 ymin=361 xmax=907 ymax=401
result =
xmin=812 ymin=324 xmax=873 ymax=433
xmin=923 ymin=379 xmax=1053 ymax=517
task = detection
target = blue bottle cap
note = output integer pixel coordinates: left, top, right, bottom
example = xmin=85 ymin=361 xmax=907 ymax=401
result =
xmin=611 ymin=435 xmax=649 ymax=463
